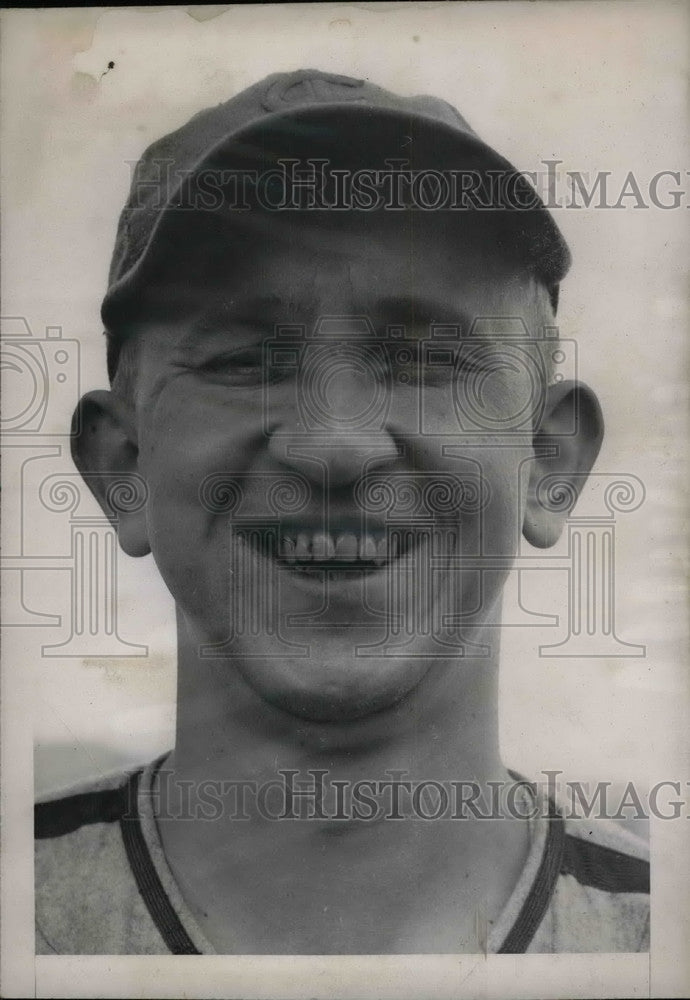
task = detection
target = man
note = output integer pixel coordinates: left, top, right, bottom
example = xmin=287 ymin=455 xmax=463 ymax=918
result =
xmin=35 ymin=70 xmax=649 ymax=954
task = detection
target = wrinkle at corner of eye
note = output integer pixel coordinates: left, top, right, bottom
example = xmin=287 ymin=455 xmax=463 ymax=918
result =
xmin=145 ymin=366 xmax=182 ymax=420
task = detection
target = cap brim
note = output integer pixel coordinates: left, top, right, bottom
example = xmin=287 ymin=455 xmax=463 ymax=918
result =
xmin=102 ymin=103 xmax=569 ymax=332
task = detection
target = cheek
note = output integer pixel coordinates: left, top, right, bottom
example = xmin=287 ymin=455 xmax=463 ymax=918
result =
xmin=140 ymin=379 xmax=265 ymax=485
xmin=136 ymin=383 xmax=265 ymax=591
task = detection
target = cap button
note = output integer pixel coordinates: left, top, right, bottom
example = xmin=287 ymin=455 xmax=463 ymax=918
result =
xmin=261 ymin=70 xmax=367 ymax=111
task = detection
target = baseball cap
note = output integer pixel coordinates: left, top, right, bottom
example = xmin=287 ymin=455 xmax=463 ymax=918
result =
xmin=102 ymin=69 xmax=571 ymax=381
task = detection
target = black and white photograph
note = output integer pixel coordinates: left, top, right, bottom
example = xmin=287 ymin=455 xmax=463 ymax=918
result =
xmin=1 ymin=3 xmax=688 ymax=998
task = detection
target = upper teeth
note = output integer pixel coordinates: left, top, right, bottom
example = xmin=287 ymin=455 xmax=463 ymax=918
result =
xmin=281 ymin=531 xmax=392 ymax=565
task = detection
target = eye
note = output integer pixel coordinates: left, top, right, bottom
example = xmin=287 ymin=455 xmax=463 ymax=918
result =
xmin=184 ymin=346 xmax=292 ymax=386
xmin=203 ymin=349 xmax=264 ymax=384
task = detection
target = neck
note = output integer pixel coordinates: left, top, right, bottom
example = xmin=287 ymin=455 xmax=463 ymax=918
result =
xmin=155 ymin=615 xmax=529 ymax=954
xmin=166 ymin=614 xmax=507 ymax=802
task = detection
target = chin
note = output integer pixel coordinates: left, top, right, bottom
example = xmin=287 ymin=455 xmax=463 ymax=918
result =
xmin=235 ymin=649 xmax=433 ymax=724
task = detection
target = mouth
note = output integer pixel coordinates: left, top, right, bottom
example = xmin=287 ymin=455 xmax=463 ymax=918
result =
xmin=235 ymin=526 xmax=456 ymax=575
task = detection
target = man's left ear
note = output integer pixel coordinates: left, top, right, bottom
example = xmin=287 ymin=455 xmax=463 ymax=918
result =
xmin=523 ymin=380 xmax=604 ymax=548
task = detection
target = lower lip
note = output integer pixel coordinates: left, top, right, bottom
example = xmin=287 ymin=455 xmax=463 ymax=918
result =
xmin=282 ymin=562 xmax=395 ymax=592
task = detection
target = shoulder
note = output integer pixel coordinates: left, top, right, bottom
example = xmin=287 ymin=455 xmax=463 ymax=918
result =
xmin=35 ymin=765 xmax=167 ymax=954
xmin=533 ymin=816 xmax=650 ymax=953
xmin=560 ymin=816 xmax=649 ymax=894
xmin=35 ymin=768 xmax=135 ymax=840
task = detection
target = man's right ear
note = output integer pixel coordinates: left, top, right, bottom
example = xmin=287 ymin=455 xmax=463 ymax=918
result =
xmin=71 ymin=390 xmax=151 ymax=557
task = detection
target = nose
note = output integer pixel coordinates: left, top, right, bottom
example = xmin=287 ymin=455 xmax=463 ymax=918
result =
xmin=267 ymin=357 xmax=399 ymax=487
xmin=268 ymin=427 xmax=399 ymax=487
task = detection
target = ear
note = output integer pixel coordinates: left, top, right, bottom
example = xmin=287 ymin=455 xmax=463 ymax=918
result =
xmin=70 ymin=390 xmax=151 ymax=557
xmin=523 ymin=380 xmax=604 ymax=548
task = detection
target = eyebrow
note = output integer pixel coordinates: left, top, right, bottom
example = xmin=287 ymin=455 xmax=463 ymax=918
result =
xmin=173 ymin=295 xmax=298 ymax=355
xmin=372 ymin=296 xmax=473 ymax=333
xmin=193 ymin=295 xmax=292 ymax=331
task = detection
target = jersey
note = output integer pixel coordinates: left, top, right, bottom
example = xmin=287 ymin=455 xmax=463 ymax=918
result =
xmin=35 ymin=755 xmax=650 ymax=954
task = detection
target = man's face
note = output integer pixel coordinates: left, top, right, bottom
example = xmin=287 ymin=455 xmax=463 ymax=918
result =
xmin=129 ymin=207 xmax=549 ymax=722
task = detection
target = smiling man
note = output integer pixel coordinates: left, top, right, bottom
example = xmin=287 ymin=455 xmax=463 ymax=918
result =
xmin=35 ymin=70 xmax=650 ymax=954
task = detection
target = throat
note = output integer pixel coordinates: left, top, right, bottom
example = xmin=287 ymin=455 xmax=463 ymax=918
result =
xmin=154 ymin=784 xmax=531 ymax=954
